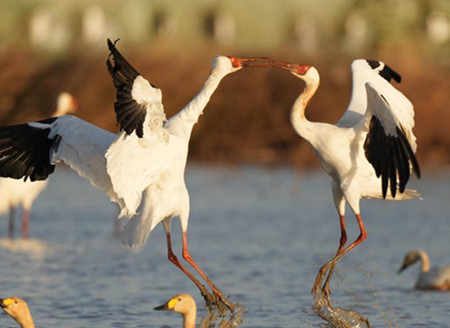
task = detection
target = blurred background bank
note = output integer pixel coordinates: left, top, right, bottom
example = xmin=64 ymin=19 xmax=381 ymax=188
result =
xmin=0 ymin=0 xmax=449 ymax=168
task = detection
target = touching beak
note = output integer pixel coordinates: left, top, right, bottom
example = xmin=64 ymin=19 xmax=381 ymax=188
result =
xmin=228 ymin=56 xmax=272 ymax=68
xmin=270 ymin=59 xmax=296 ymax=71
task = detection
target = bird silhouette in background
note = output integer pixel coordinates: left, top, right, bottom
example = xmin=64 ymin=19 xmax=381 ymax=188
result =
xmin=0 ymin=92 xmax=77 ymax=238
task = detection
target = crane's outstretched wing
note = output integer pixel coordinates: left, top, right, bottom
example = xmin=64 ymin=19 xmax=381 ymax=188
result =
xmin=337 ymin=59 xmax=402 ymax=127
xmin=0 ymin=116 xmax=122 ymax=205
xmin=106 ymin=39 xmax=167 ymax=140
xmin=363 ymin=82 xmax=420 ymax=199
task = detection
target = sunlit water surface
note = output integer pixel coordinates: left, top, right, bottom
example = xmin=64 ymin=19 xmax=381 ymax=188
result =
xmin=0 ymin=165 xmax=448 ymax=327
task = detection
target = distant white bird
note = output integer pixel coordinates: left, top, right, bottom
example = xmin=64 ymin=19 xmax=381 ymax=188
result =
xmin=398 ymin=249 xmax=450 ymax=290
xmin=0 ymin=92 xmax=77 ymax=238
xmin=0 ymin=297 xmax=34 ymax=328
xmin=271 ymin=59 xmax=421 ymax=298
xmin=0 ymin=39 xmax=266 ymax=312
xmin=154 ymin=293 xmax=197 ymax=328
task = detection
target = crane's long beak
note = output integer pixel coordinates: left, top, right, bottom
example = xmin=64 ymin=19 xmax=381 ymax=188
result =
xmin=228 ymin=56 xmax=272 ymax=68
xmin=270 ymin=59 xmax=298 ymax=71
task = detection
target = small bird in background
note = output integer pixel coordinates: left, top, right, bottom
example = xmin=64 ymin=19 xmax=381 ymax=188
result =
xmin=0 ymin=92 xmax=77 ymax=238
xmin=399 ymin=249 xmax=450 ymax=290
xmin=154 ymin=294 xmax=197 ymax=328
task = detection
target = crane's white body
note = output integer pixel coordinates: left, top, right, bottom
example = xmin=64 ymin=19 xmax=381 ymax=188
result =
xmin=288 ymin=61 xmax=420 ymax=218
xmin=28 ymin=55 xmax=241 ymax=247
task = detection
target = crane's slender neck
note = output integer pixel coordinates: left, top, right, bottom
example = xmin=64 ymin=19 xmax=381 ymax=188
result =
xmin=172 ymin=68 xmax=230 ymax=135
xmin=417 ymin=250 xmax=430 ymax=272
xmin=52 ymin=106 xmax=66 ymax=117
xmin=290 ymin=78 xmax=319 ymax=137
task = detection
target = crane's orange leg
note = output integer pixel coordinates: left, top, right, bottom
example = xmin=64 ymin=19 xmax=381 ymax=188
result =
xmin=321 ymin=215 xmax=347 ymax=299
xmin=165 ymin=233 xmax=214 ymax=306
xmin=312 ymin=214 xmax=367 ymax=298
xmin=181 ymin=231 xmax=235 ymax=312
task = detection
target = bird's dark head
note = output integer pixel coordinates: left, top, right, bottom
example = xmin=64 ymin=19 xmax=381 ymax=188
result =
xmin=398 ymin=250 xmax=423 ymax=273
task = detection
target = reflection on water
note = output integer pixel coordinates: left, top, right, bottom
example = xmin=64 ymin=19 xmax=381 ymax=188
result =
xmin=0 ymin=165 xmax=448 ymax=327
xmin=0 ymin=238 xmax=49 ymax=258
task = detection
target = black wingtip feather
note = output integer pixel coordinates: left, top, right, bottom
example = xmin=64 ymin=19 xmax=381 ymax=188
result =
xmin=106 ymin=37 xmax=149 ymax=138
xmin=364 ymin=116 xmax=420 ymax=199
xmin=380 ymin=64 xmax=402 ymax=83
xmin=366 ymin=59 xmax=402 ymax=84
xmin=0 ymin=119 xmax=57 ymax=181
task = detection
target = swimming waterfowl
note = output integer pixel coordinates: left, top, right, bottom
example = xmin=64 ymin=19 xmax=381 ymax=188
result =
xmin=154 ymin=294 xmax=197 ymax=328
xmin=1 ymin=295 xmax=197 ymax=328
xmin=0 ymin=297 xmax=35 ymax=328
xmin=398 ymin=249 xmax=450 ymax=290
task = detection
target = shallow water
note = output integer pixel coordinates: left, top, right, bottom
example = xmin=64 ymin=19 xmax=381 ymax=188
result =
xmin=0 ymin=165 xmax=448 ymax=327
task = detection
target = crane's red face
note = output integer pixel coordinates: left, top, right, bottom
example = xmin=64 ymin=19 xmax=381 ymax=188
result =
xmin=270 ymin=60 xmax=311 ymax=75
xmin=227 ymin=56 xmax=272 ymax=68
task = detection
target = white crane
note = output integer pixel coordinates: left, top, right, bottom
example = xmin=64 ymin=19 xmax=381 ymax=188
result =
xmin=271 ymin=59 xmax=421 ymax=298
xmin=0 ymin=92 xmax=77 ymax=238
xmin=0 ymin=39 xmax=266 ymax=312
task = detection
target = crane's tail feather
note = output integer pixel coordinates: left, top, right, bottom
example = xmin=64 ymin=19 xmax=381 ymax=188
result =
xmin=384 ymin=187 xmax=422 ymax=201
xmin=403 ymin=188 xmax=422 ymax=200
xmin=120 ymin=216 xmax=152 ymax=248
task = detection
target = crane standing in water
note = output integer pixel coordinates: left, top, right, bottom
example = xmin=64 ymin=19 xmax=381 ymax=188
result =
xmin=0 ymin=39 xmax=269 ymax=312
xmin=271 ymin=59 xmax=421 ymax=298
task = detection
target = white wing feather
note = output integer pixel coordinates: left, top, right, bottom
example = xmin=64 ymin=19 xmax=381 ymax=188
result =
xmin=364 ymin=80 xmax=416 ymax=151
xmin=337 ymin=59 xmax=407 ymax=129
xmin=48 ymin=116 xmax=123 ymax=206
